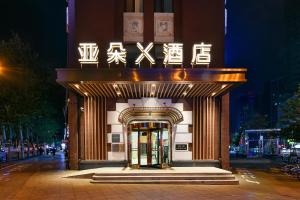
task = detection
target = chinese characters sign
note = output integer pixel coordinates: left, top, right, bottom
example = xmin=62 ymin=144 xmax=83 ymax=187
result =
xmin=78 ymin=42 xmax=212 ymax=67
xmin=78 ymin=43 xmax=99 ymax=65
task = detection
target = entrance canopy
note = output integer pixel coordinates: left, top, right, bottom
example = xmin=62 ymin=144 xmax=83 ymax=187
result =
xmin=56 ymin=68 xmax=247 ymax=98
xmin=118 ymin=107 xmax=184 ymax=125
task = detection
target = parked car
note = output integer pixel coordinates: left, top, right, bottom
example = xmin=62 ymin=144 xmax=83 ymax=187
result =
xmin=46 ymin=146 xmax=57 ymax=155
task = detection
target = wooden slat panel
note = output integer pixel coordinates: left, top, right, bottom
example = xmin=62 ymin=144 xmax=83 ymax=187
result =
xmin=70 ymin=82 xmax=234 ymax=98
xmin=192 ymin=96 xmax=220 ymax=161
xmin=84 ymin=96 xmax=107 ymax=160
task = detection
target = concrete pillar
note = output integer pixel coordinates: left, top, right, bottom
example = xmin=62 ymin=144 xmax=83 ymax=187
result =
xmin=68 ymin=91 xmax=79 ymax=170
xmin=221 ymin=93 xmax=230 ymax=169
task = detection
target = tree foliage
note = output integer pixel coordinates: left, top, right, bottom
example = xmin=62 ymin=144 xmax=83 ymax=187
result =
xmin=241 ymin=112 xmax=269 ymax=130
xmin=278 ymin=85 xmax=300 ymax=140
xmin=0 ymin=34 xmax=64 ymax=143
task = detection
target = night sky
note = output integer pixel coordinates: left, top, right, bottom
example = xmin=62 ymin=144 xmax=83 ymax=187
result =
xmin=0 ymin=0 xmax=66 ymax=66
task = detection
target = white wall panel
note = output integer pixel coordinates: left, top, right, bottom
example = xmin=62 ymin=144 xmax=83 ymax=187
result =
xmin=173 ymin=152 xmax=192 ymax=160
xmin=116 ymin=103 xmax=130 ymax=112
xmin=180 ymin=111 xmax=192 ymax=124
xmin=108 ymin=152 xmax=126 ymax=161
xmin=175 ymin=133 xmax=192 ymax=143
xmin=176 ymin=124 xmax=189 ymax=133
xmin=107 ymin=111 xmax=121 ymax=125
xmin=111 ymin=124 xmax=123 ymax=133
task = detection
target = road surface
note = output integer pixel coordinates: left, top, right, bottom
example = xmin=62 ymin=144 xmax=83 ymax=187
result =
xmin=0 ymin=153 xmax=300 ymax=200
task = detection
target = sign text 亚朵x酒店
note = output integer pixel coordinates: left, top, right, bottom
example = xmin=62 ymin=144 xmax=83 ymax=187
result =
xmin=78 ymin=42 xmax=212 ymax=67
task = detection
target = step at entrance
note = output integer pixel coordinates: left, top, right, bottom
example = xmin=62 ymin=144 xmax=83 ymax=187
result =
xmin=90 ymin=167 xmax=239 ymax=185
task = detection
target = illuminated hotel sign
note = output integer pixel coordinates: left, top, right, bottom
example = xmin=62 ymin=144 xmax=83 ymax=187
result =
xmin=163 ymin=43 xmax=183 ymax=66
xmin=135 ymin=42 xmax=155 ymax=65
xmin=78 ymin=42 xmax=212 ymax=67
xmin=78 ymin=43 xmax=99 ymax=66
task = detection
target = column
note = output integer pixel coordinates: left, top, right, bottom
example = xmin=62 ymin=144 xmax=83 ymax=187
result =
xmin=221 ymin=93 xmax=230 ymax=169
xmin=68 ymin=91 xmax=79 ymax=170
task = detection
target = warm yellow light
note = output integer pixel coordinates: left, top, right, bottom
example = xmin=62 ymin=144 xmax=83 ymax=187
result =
xmin=117 ymin=91 xmax=121 ymax=96
xmin=151 ymin=84 xmax=156 ymax=87
xmin=74 ymin=84 xmax=80 ymax=89
xmin=188 ymin=84 xmax=193 ymax=88
xmin=84 ymin=92 xmax=88 ymax=96
xmin=113 ymin=84 xmax=118 ymax=88
xmin=212 ymin=92 xmax=216 ymax=96
xmin=182 ymin=91 xmax=187 ymax=96
xmin=221 ymin=84 xmax=227 ymax=89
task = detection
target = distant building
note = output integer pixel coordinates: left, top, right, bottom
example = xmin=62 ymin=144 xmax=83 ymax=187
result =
xmin=244 ymin=129 xmax=281 ymax=157
xmin=285 ymin=0 xmax=300 ymax=91
xmin=225 ymin=0 xmax=290 ymax=133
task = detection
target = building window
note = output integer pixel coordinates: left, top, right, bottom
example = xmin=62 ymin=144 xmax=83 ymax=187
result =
xmin=66 ymin=1 xmax=69 ymax=33
xmin=112 ymin=134 xmax=121 ymax=143
xmin=126 ymin=0 xmax=144 ymax=12
xmin=155 ymin=0 xmax=173 ymax=13
xmin=224 ymin=0 xmax=227 ymax=35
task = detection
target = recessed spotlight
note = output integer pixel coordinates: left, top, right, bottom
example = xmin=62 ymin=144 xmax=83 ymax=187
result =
xmin=188 ymin=84 xmax=193 ymax=88
xmin=221 ymin=84 xmax=227 ymax=89
xmin=84 ymin=92 xmax=88 ymax=96
xmin=183 ymin=91 xmax=187 ymax=96
xmin=74 ymin=84 xmax=80 ymax=89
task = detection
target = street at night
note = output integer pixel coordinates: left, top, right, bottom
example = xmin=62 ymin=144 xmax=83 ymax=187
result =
xmin=0 ymin=154 xmax=300 ymax=200
xmin=0 ymin=0 xmax=300 ymax=199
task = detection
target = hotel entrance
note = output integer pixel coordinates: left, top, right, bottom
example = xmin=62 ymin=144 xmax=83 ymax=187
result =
xmin=128 ymin=122 xmax=171 ymax=168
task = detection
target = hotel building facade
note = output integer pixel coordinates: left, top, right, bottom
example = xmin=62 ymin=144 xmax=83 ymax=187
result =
xmin=57 ymin=0 xmax=247 ymax=170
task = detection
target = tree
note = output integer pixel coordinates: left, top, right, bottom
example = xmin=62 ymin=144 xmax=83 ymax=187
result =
xmin=0 ymin=33 xmax=64 ymax=148
xmin=278 ymin=85 xmax=300 ymax=141
xmin=240 ymin=112 xmax=269 ymax=130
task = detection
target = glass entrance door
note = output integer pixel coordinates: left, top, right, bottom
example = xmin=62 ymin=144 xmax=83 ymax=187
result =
xmin=139 ymin=131 xmax=148 ymax=166
xmin=139 ymin=130 xmax=160 ymax=167
xmin=151 ymin=130 xmax=159 ymax=166
xmin=128 ymin=122 xmax=171 ymax=168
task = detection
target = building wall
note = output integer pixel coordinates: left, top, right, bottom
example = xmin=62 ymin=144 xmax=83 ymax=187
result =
xmin=68 ymin=0 xmax=224 ymax=68
xmin=106 ymin=98 xmax=193 ymax=161
xmin=79 ymin=97 xmax=223 ymax=163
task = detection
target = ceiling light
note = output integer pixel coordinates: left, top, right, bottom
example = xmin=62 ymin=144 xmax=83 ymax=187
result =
xmin=221 ymin=84 xmax=227 ymax=89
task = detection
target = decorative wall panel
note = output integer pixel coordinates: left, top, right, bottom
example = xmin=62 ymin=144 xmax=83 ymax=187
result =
xmin=124 ymin=12 xmax=144 ymax=42
xmin=83 ymin=96 xmax=107 ymax=160
xmin=192 ymin=97 xmax=220 ymax=160
xmin=154 ymin=13 xmax=174 ymax=43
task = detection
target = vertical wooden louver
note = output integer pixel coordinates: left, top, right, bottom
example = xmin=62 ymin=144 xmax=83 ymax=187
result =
xmin=83 ymin=96 xmax=107 ymax=160
xmin=192 ymin=97 xmax=220 ymax=160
